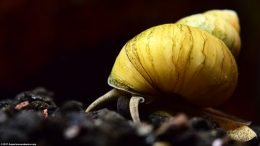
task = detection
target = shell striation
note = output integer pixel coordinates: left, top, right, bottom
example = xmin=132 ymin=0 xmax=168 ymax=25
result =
xmin=177 ymin=9 xmax=241 ymax=57
xmin=108 ymin=24 xmax=238 ymax=107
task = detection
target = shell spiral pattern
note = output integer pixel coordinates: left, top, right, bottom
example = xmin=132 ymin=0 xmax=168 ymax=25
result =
xmin=108 ymin=24 xmax=238 ymax=106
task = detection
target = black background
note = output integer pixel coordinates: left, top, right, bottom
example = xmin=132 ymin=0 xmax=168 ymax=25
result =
xmin=0 ymin=0 xmax=259 ymax=123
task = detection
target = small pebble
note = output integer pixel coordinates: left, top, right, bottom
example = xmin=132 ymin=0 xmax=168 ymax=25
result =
xmin=15 ymin=101 xmax=29 ymax=110
xmin=0 ymin=88 xmax=259 ymax=146
xmin=59 ymin=100 xmax=84 ymax=113
xmin=64 ymin=125 xmax=81 ymax=139
xmin=212 ymin=138 xmax=223 ymax=146
xmin=190 ymin=117 xmax=215 ymax=131
xmin=0 ymin=111 xmax=7 ymax=123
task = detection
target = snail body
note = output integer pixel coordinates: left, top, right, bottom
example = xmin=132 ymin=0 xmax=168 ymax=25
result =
xmin=86 ymin=10 xmax=239 ymax=123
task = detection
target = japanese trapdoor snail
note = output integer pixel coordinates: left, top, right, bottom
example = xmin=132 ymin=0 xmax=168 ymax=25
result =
xmin=86 ymin=9 xmax=256 ymax=141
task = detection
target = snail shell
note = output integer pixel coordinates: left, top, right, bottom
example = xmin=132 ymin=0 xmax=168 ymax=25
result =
xmin=108 ymin=23 xmax=238 ymax=107
xmin=177 ymin=9 xmax=241 ymax=57
xmin=85 ymin=11 xmax=253 ymax=141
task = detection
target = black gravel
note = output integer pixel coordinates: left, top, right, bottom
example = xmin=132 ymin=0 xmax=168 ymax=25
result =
xmin=0 ymin=87 xmax=259 ymax=146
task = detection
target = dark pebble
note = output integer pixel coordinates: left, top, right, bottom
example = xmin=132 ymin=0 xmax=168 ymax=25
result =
xmin=148 ymin=112 xmax=171 ymax=129
xmin=248 ymin=125 xmax=260 ymax=146
xmin=0 ymin=111 xmax=8 ymax=124
xmin=87 ymin=108 xmax=125 ymax=122
xmin=0 ymin=128 xmax=29 ymax=142
xmin=0 ymin=88 xmax=259 ymax=146
xmin=190 ymin=117 xmax=215 ymax=131
xmin=59 ymin=100 xmax=84 ymax=113
xmin=211 ymin=128 xmax=227 ymax=138
xmin=0 ymin=99 xmax=12 ymax=110
xmin=156 ymin=115 xmax=198 ymax=146
xmin=6 ymin=110 xmax=43 ymax=134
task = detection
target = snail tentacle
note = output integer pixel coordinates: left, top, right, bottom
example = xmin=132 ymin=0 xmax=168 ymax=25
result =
xmin=85 ymin=89 xmax=121 ymax=112
xmin=129 ymin=96 xmax=145 ymax=123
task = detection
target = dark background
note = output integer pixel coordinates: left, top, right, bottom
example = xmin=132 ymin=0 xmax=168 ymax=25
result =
xmin=0 ymin=0 xmax=259 ymax=123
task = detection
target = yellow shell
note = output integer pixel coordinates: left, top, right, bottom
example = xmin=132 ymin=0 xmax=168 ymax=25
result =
xmin=108 ymin=24 xmax=238 ymax=107
xmin=86 ymin=10 xmax=247 ymax=139
xmin=177 ymin=9 xmax=241 ymax=57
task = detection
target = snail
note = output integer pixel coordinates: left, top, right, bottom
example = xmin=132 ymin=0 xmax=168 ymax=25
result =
xmin=176 ymin=9 xmax=241 ymax=57
xmin=86 ymin=22 xmax=238 ymax=123
xmin=85 ymin=10 xmax=258 ymax=142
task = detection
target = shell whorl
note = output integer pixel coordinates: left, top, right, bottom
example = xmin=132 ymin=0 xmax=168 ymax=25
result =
xmin=177 ymin=9 xmax=241 ymax=57
xmin=108 ymin=24 xmax=238 ymax=107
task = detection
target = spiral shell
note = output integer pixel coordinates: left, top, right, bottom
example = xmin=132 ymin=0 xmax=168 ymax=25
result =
xmin=86 ymin=10 xmax=249 ymax=140
xmin=108 ymin=24 xmax=238 ymax=106
xmin=177 ymin=9 xmax=241 ymax=57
